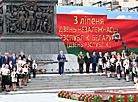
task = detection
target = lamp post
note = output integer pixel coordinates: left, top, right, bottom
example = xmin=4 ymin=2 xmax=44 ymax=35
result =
xmin=112 ymin=30 xmax=129 ymax=56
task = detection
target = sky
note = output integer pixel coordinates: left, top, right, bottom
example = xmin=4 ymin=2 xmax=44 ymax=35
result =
xmin=57 ymin=6 xmax=138 ymax=20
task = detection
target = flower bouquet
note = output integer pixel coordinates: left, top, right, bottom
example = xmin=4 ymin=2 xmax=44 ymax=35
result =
xmin=39 ymin=69 xmax=43 ymax=73
xmin=0 ymin=71 xmax=2 ymax=81
xmin=11 ymin=66 xmax=14 ymax=71
xmin=34 ymin=65 xmax=37 ymax=73
xmin=41 ymin=69 xmax=45 ymax=73
xmin=7 ymin=71 xmax=10 ymax=81
xmin=15 ymin=73 xmax=18 ymax=79
xmin=24 ymin=72 xmax=28 ymax=79
xmin=44 ymin=69 xmax=47 ymax=73
xmin=28 ymin=68 xmax=31 ymax=75
xmin=14 ymin=72 xmax=18 ymax=82
xmin=19 ymin=69 xmax=23 ymax=78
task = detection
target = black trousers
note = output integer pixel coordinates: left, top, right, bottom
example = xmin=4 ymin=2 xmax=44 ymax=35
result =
xmin=92 ymin=63 xmax=96 ymax=73
xmin=33 ymin=69 xmax=36 ymax=78
xmin=86 ymin=63 xmax=90 ymax=73
xmin=79 ymin=64 xmax=83 ymax=73
xmin=2 ymin=76 xmax=5 ymax=89
xmin=59 ymin=62 xmax=64 ymax=75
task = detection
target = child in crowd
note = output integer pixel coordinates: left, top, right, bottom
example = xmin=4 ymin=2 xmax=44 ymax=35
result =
xmin=32 ymin=60 xmax=37 ymax=78
xmin=11 ymin=67 xmax=17 ymax=91
xmin=110 ymin=55 xmax=116 ymax=78
xmin=1 ymin=63 xmax=5 ymax=90
xmin=123 ymin=56 xmax=129 ymax=82
xmin=23 ymin=64 xmax=28 ymax=86
xmin=17 ymin=64 xmax=24 ymax=89
xmin=116 ymin=58 xmax=122 ymax=80
xmin=106 ymin=59 xmax=110 ymax=78
xmin=98 ymin=58 xmax=103 ymax=76
xmin=4 ymin=64 xmax=10 ymax=92
xmin=133 ymin=63 xmax=138 ymax=84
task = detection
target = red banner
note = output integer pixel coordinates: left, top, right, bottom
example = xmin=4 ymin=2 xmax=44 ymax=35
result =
xmin=57 ymin=14 xmax=138 ymax=53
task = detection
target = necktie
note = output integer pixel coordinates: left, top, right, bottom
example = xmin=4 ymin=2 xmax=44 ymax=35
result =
xmin=6 ymin=57 xmax=8 ymax=63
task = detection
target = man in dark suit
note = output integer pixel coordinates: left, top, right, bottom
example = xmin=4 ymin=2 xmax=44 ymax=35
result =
xmin=85 ymin=52 xmax=91 ymax=73
xmin=18 ymin=50 xmax=26 ymax=60
xmin=91 ymin=50 xmax=98 ymax=73
xmin=57 ymin=51 xmax=66 ymax=75
xmin=10 ymin=53 xmax=18 ymax=66
xmin=3 ymin=52 xmax=9 ymax=64
xmin=78 ymin=50 xmax=85 ymax=74
xmin=0 ymin=52 xmax=3 ymax=67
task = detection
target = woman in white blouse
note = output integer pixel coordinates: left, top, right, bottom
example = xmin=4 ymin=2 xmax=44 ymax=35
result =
xmin=32 ymin=60 xmax=37 ymax=78
xmin=4 ymin=64 xmax=10 ymax=92
xmin=23 ymin=64 xmax=28 ymax=86
xmin=116 ymin=58 xmax=122 ymax=80
xmin=11 ymin=67 xmax=17 ymax=91
xmin=17 ymin=64 xmax=24 ymax=89
xmin=123 ymin=56 xmax=129 ymax=82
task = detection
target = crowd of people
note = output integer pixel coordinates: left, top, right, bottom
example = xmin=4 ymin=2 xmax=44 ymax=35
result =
xmin=0 ymin=51 xmax=37 ymax=92
xmin=78 ymin=50 xmax=138 ymax=83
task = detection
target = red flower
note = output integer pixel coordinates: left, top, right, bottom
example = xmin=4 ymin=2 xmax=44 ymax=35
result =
xmin=118 ymin=63 xmax=119 ymax=65
xmin=77 ymin=69 xmax=79 ymax=70
xmin=68 ymin=69 xmax=70 ymax=71
xmin=72 ymin=69 xmax=74 ymax=70
xmin=65 ymin=69 xmax=67 ymax=70
xmin=57 ymin=69 xmax=59 ymax=71
xmin=51 ymin=69 xmax=53 ymax=71
xmin=39 ymin=69 xmax=43 ymax=72
xmin=44 ymin=69 xmax=47 ymax=71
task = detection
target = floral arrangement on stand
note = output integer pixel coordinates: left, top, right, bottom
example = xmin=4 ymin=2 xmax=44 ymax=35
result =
xmin=57 ymin=90 xmax=104 ymax=102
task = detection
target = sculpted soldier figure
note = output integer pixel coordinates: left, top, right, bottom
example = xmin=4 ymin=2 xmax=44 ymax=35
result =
xmin=47 ymin=9 xmax=54 ymax=34
xmin=35 ymin=8 xmax=42 ymax=32
xmin=0 ymin=9 xmax=3 ymax=34
xmin=25 ymin=6 xmax=35 ymax=31
xmin=6 ymin=9 xmax=11 ymax=33
xmin=18 ymin=6 xmax=26 ymax=32
xmin=10 ymin=8 xmax=18 ymax=33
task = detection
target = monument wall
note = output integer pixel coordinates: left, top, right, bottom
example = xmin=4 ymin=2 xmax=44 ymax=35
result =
xmin=0 ymin=0 xmax=67 ymax=55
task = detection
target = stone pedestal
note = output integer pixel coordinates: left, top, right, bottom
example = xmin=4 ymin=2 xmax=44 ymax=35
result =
xmin=0 ymin=0 xmax=67 ymax=55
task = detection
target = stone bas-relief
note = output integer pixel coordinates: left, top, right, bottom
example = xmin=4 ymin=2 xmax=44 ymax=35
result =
xmin=0 ymin=7 xmax=3 ymax=35
xmin=6 ymin=1 xmax=54 ymax=34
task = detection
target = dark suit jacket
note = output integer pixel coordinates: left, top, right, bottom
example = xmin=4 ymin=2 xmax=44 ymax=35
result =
xmin=78 ymin=54 xmax=85 ymax=64
xmin=0 ymin=56 xmax=3 ymax=67
xmin=10 ymin=56 xmax=18 ymax=66
xmin=57 ymin=54 xmax=66 ymax=63
xmin=84 ymin=56 xmax=91 ymax=64
xmin=91 ymin=55 xmax=98 ymax=63
xmin=98 ymin=55 xmax=103 ymax=60
xmin=18 ymin=54 xmax=26 ymax=60
xmin=3 ymin=56 xmax=9 ymax=64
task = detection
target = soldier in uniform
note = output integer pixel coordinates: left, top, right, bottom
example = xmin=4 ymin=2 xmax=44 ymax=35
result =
xmin=91 ymin=50 xmax=98 ymax=73
xmin=78 ymin=50 xmax=84 ymax=74
xmin=84 ymin=52 xmax=91 ymax=73
xmin=57 ymin=51 xmax=66 ymax=75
